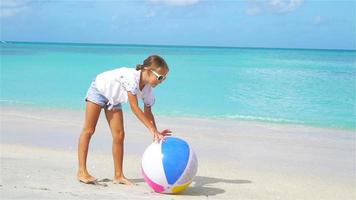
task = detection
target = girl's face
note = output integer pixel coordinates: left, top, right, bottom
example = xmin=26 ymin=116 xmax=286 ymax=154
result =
xmin=147 ymin=67 xmax=169 ymax=87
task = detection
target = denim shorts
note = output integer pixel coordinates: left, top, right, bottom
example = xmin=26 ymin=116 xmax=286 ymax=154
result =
xmin=85 ymin=81 xmax=122 ymax=110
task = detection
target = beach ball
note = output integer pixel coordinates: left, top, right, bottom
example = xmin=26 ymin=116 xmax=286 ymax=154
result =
xmin=141 ymin=136 xmax=198 ymax=193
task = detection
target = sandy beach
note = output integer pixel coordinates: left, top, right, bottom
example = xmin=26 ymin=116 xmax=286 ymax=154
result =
xmin=0 ymin=105 xmax=355 ymax=200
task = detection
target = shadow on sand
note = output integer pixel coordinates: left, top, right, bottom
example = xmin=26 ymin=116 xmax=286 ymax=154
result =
xmin=131 ymin=176 xmax=252 ymax=196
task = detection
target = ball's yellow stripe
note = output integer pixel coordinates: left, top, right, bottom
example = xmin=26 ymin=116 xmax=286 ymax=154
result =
xmin=172 ymin=181 xmax=193 ymax=193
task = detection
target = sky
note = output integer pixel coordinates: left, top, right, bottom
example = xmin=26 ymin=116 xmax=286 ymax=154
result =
xmin=0 ymin=0 xmax=355 ymax=50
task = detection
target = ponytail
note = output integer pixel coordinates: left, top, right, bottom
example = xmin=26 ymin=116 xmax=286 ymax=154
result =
xmin=136 ymin=64 xmax=145 ymax=71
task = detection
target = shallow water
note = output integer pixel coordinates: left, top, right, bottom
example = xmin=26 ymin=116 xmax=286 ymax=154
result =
xmin=1 ymin=42 xmax=355 ymax=129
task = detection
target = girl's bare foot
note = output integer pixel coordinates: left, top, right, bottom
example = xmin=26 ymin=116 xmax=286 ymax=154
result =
xmin=77 ymin=171 xmax=97 ymax=184
xmin=113 ymin=176 xmax=136 ymax=186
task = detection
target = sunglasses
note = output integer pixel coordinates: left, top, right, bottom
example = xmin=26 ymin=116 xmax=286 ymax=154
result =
xmin=150 ymin=69 xmax=167 ymax=81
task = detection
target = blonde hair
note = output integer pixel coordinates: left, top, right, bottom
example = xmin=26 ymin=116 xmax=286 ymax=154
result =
xmin=136 ymin=55 xmax=169 ymax=71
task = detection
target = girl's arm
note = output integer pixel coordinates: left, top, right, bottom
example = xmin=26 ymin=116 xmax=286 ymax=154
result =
xmin=144 ymin=105 xmax=172 ymax=136
xmin=144 ymin=105 xmax=157 ymax=130
xmin=127 ymin=92 xmax=163 ymax=141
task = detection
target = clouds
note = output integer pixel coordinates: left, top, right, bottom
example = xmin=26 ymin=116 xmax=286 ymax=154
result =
xmin=0 ymin=0 xmax=306 ymax=19
xmin=269 ymin=0 xmax=304 ymax=13
xmin=0 ymin=0 xmax=200 ymax=19
xmin=0 ymin=0 xmax=32 ymax=18
xmin=246 ymin=1 xmax=263 ymax=16
xmin=246 ymin=0 xmax=304 ymax=15
xmin=312 ymin=15 xmax=328 ymax=26
xmin=0 ymin=0 xmax=354 ymax=49
xmin=149 ymin=0 xmax=200 ymax=6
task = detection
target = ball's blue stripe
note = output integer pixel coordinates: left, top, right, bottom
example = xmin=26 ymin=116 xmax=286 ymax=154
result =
xmin=161 ymin=137 xmax=190 ymax=185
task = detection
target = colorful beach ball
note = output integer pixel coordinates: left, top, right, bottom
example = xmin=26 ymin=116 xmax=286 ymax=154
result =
xmin=141 ymin=136 xmax=198 ymax=193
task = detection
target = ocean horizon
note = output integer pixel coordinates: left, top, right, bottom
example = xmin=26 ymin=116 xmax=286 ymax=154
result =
xmin=2 ymin=40 xmax=356 ymax=51
xmin=1 ymin=41 xmax=355 ymax=130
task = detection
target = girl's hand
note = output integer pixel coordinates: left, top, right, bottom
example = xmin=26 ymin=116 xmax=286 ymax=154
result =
xmin=151 ymin=129 xmax=164 ymax=142
xmin=150 ymin=129 xmax=173 ymax=142
xmin=160 ymin=129 xmax=172 ymax=136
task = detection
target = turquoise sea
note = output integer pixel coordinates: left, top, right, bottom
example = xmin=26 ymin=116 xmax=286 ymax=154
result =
xmin=0 ymin=42 xmax=355 ymax=130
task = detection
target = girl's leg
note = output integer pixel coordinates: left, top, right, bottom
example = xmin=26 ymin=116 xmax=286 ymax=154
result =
xmin=104 ymin=108 xmax=135 ymax=185
xmin=77 ymin=101 xmax=102 ymax=183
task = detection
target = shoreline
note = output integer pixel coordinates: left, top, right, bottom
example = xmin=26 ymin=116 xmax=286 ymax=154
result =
xmin=1 ymin=105 xmax=355 ymax=199
xmin=1 ymin=103 xmax=354 ymax=132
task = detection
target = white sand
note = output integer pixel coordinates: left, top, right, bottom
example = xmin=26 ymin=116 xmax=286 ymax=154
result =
xmin=0 ymin=106 xmax=355 ymax=199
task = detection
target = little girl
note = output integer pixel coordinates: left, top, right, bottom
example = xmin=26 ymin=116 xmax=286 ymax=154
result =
xmin=77 ymin=55 xmax=171 ymax=185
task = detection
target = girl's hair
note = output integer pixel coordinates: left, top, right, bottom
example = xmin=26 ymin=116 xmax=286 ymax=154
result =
xmin=136 ymin=55 xmax=169 ymax=71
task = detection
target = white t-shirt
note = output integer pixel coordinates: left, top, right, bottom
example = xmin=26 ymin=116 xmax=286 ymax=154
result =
xmin=94 ymin=67 xmax=155 ymax=110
